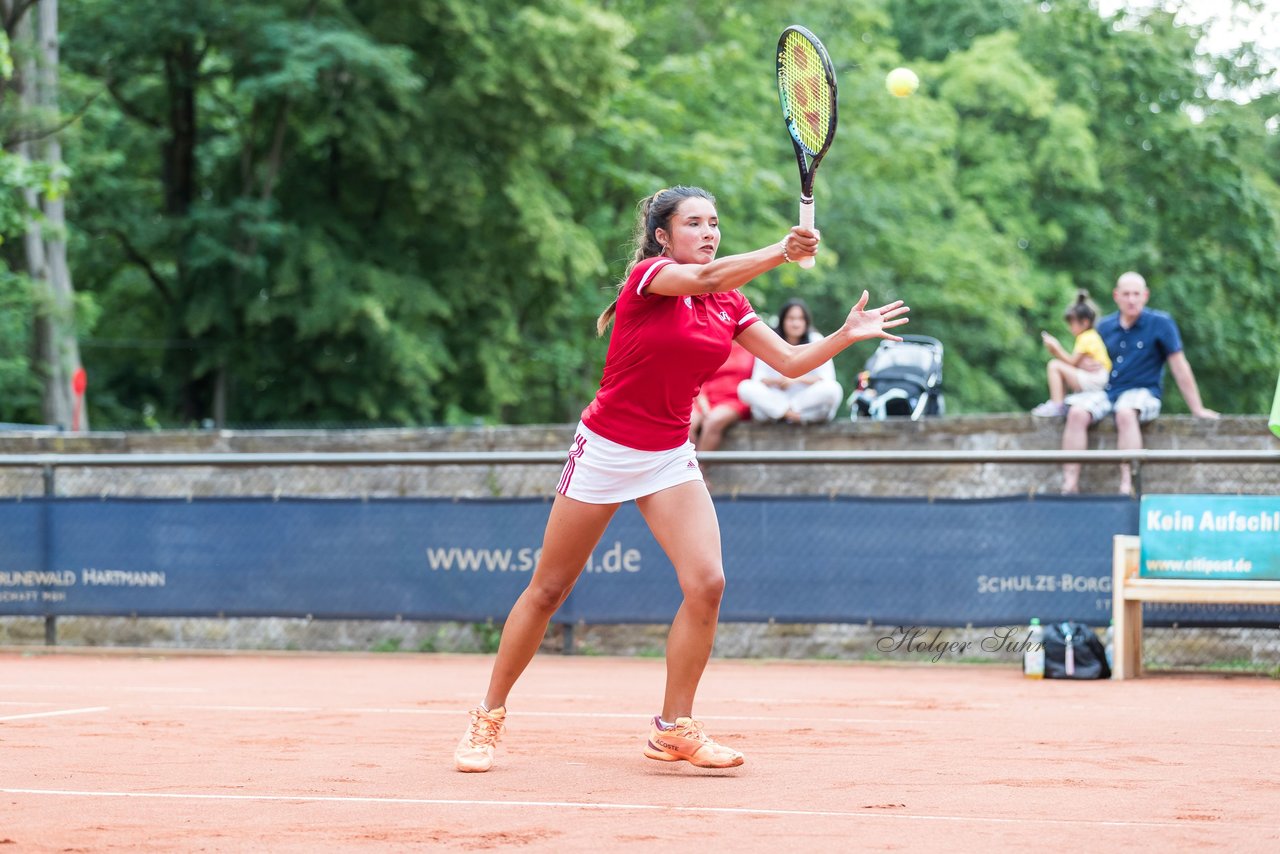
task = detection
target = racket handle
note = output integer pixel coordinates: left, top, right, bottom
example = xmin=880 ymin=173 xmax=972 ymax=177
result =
xmin=798 ymin=197 xmax=815 ymax=269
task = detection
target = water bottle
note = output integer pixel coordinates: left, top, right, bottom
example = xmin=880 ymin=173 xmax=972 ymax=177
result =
xmin=1104 ymin=620 xmax=1115 ymax=670
xmin=1023 ymin=618 xmax=1045 ymax=679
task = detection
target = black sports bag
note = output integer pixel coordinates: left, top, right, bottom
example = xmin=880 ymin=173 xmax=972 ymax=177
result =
xmin=1042 ymin=621 xmax=1111 ymax=680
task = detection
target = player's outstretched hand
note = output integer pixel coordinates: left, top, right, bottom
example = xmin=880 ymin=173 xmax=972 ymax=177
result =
xmin=843 ymin=291 xmax=910 ymax=342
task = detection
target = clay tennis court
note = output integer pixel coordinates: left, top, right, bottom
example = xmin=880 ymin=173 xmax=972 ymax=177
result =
xmin=2 ymin=650 xmax=1277 ymax=851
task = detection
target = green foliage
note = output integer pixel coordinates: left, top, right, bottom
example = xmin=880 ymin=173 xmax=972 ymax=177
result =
xmin=471 ymin=620 xmax=502 ymax=654
xmin=0 ymin=267 xmax=41 ymax=417
xmin=41 ymin=0 xmax=1280 ymax=427
xmin=891 ymin=0 xmax=1025 ymax=62
xmin=370 ymin=636 xmax=403 ymax=653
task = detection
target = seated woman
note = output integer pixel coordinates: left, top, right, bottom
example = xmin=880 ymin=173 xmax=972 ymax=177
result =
xmin=737 ymin=298 xmax=843 ymax=423
xmin=690 ymin=340 xmax=754 ymax=452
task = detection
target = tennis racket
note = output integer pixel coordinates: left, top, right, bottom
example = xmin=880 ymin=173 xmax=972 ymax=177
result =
xmin=776 ymin=25 xmax=838 ymax=269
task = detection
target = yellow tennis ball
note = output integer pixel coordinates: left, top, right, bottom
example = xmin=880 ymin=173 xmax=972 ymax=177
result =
xmin=886 ymin=67 xmax=919 ymax=98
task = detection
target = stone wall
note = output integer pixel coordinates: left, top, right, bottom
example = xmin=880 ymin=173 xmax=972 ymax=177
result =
xmin=2 ymin=415 xmax=1275 ymax=500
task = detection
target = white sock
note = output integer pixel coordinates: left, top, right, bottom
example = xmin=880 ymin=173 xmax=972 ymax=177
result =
xmin=657 ymin=716 xmax=676 ymax=729
xmin=479 ymin=702 xmax=490 ymax=713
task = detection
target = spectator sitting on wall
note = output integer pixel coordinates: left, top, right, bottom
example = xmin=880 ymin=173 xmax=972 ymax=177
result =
xmin=737 ymin=298 xmax=843 ymax=424
xmin=1060 ymin=271 xmax=1218 ymax=495
xmin=690 ymin=339 xmax=754 ymax=453
xmin=1032 ymin=289 xmax=1111 ymax=417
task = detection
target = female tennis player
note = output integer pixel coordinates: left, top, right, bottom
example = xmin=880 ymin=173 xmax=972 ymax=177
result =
xmin=455 ymin=185 xmax=909 ymax=772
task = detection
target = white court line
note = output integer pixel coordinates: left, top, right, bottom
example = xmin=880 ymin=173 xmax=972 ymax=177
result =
xmin=0 ymin=706 xmax=110 ymax=722
xmin=341 ymin=709 xmax=937 ymax=726
xmin=450 ymin=693 xmax=1007 ymax=710
xmin=0 ymin=683 xmax=204 ymax=694
xmin=735 ymin=696 xmax=1007 ymax=708
xmin=3 ymin=787 xmax=1276 ymax=832
xmin=168 ymin=705 xmax=934 ymax=726
xmin=174 ymin=705 xmax=322 ymax=713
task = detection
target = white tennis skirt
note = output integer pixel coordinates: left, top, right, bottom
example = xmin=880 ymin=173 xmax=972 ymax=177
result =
xmin=556 ymin=421 xmax=703 ymax=505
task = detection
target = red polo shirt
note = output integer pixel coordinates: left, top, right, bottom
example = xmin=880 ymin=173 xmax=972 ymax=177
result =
xmin=582 ymin=257 xmax=760 ymax=451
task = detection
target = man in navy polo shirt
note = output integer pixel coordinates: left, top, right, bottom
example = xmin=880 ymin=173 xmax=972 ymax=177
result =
xmin=1060 ymin=271 xmax=1218 ymax=494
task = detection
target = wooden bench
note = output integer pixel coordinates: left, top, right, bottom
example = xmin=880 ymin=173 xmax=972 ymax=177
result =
xmin=1111 ymin=535 xmax=1280 ymax=679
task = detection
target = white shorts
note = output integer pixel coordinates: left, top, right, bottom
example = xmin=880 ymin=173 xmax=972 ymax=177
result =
xmin=556 ymin=422 xmax=703 ymax=505
xmin=1065 ymin=388 xmax=1163 ymax=424
xmin=1076 ymin=367 xmax=1109 ymax=393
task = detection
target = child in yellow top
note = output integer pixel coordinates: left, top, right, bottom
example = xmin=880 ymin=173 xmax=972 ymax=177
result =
xmin=1032 ymin=290 xmax=1111 ymax=417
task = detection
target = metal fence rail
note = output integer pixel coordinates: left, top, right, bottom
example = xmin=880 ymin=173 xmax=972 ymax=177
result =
xmin=2 ymin=448 xmax=1277 ymax=466
xmin=3 ymin=448 xmax=1277 ymax=500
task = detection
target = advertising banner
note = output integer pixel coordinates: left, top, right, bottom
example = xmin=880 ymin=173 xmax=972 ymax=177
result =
xmin=2 ymin=495 xmax=1276 ymax=627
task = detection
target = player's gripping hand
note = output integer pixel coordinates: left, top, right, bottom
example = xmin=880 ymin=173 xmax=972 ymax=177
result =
xmin=780 ymin=226 xmax=820 ymax=264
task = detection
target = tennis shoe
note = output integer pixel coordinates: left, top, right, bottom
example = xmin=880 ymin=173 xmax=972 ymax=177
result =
xmin=643 ymin=716 xmax=744 ymax=768
xmin=1031 ymin=400 xmax=1068 ymax=417
xmin=455 ymin=705 xmax=506 ymax=772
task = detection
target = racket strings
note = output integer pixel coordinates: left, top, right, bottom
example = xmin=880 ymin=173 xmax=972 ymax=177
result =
xmin=778 ymin=33 xmax=832 ymax=154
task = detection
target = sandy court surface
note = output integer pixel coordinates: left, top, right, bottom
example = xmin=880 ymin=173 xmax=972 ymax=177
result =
xmin=1 ymin=650 xmax=1278 ymax=851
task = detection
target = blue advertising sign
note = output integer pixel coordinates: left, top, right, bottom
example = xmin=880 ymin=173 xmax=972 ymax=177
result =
xmin=1 ymin=495 xmax=1276 ymax=627
xmin=1140 ymin=494 xmax=1280 ymax=580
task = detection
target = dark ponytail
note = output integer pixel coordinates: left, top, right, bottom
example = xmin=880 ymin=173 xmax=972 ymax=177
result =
xmin=1063 ymin=288 xmax=1099 ymax=327
xmin=596 ymin=185 xmax=716 ymax=336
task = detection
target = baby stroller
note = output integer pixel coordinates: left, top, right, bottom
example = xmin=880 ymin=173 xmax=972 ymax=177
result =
xmin=848 ymin=334 xmax=944 ymax=421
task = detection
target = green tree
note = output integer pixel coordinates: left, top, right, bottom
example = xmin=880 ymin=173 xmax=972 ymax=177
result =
xmin=51 ymin=0 xmax=1280 ymax=426
xmin=63 ymin=0 xmax=632 ymax=427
